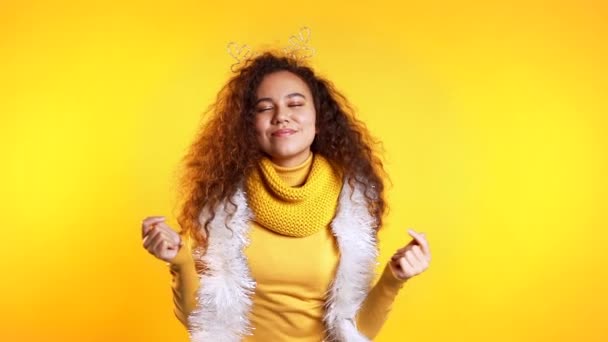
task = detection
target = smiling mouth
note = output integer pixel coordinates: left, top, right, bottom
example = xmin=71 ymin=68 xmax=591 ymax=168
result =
xmin=272 ymin=130 xmax=296 ymax=137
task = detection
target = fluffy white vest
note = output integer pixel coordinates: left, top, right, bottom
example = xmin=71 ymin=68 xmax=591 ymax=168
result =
xmin=186 ymin=180 xmax=379 ymax=342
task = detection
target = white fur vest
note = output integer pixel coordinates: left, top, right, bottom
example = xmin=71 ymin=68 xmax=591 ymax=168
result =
xmin=186 ymin=180 xmax=379 ymax=342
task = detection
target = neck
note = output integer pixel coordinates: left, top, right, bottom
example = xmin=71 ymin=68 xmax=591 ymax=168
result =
xmin=271 ymin=152 xmax=314 ymax=187
xmin=269 ymin=150 xmax=312 ymax=168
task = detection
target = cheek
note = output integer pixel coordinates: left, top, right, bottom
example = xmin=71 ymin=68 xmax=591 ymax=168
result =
xmin=308 ymin=118 xmax=317 ymax=135
xmin=253 ymin=118 xmax=267 ymax=136
xmin=302 ymin=110 xmax=316 ymax=128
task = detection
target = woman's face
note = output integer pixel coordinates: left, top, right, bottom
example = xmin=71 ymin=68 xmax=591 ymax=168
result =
xmin=253 ymin=70 xmax=317 ymax=167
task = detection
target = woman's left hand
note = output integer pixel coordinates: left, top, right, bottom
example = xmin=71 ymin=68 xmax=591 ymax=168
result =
xmin=388 ymin=228 xmax=431 ymax=281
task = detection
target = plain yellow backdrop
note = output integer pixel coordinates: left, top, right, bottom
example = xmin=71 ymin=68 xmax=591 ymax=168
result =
xmin=1 ymin=0 xmax=606 ymax=341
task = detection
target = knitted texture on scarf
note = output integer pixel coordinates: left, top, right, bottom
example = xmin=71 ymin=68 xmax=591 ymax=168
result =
xmin=245 ymin=154 xmax=343 ymax=237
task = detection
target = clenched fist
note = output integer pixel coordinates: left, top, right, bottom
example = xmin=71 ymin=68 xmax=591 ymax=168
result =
xmin=141 ymin=216 xmax=183 ymax=263
xmin=389 ymin=228 xmax=431 ymax=281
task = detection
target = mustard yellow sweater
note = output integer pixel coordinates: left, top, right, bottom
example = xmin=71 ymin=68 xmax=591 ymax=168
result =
xmin=169 ymin=154 xmax=405 ymax=340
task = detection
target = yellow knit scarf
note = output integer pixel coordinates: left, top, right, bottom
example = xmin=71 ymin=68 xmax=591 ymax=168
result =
xmin=245 ymin=154 xmax=343 ymax=237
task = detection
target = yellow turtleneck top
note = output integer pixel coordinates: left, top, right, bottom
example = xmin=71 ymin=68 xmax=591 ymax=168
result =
xmin=168 ymin=153 xmax=406 ymax=340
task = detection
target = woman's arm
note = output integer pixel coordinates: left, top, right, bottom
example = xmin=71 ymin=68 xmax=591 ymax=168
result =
xmin=167 ymin=235 xmax=200 ymax=328
xmin=357 ymin=228 xmax=431 ymax=339
xmin=355 ymin=263 xmax=407 ymax=339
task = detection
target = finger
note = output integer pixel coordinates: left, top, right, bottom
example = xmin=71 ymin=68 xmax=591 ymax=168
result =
xmin=142 ymin=216 xmax=166 ymax=237
xmin=152 ymin=222 xmax=178 ymax=238
xmin=408 ymin=228 xmax=431 ymax=258
xmin=405 ymin=250 xmax=420 ymax=265
xmin=405 ymin=250 xmax=423 ymax=273
xmin=154 ymin=223 xmax=181 ymax=246
xmin=399 ymin=256 xmax=415 ymax=279
xmin=391 ymin=239 xmax=416 ymax=260
xmin=394 ymin=227 xmax=427 ymax=254
xmin=142 ymin=216 xmax=166 ymax=228
xmin=144 ymin=233 xmax=158 ymax=252
xmin=152 ymin=237 xmax=170 ymax=255
xmin=159 ymin=231 xmax=179 ymax=249
xmin=150 ymin=234 xmax=176 ymax=257
xmin=412 ymin=245 xmax=430 ymax=265
xmin=143 ymin=229 xmax=162 ymax=250
xmin=392 ymin=247 xmax=409 ymax=259
xmin=143 ymin=225 xmax=175 ymax=248
xmin=391 ymin=248 xmax=403 ymax=260
xmin=391 ymin=249 xmax=407 ymax=262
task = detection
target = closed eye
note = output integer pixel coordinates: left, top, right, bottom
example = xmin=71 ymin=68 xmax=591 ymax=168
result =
xmin=257 ymin=104 xmax=302 ymax=112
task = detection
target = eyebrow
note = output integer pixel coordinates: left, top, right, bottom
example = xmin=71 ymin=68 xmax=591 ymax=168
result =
xmin=254 ymin=92 xmax=306 ymax=105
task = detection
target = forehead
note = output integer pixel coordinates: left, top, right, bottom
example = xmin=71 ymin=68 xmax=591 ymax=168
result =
xmin=255 ymin=71 xmax=311 ymax=98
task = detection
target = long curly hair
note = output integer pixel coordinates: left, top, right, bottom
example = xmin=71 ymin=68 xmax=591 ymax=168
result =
xmin=174 ymin=50 xmax=389 ymax=249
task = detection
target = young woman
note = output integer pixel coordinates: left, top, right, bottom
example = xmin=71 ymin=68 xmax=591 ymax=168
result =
xmin=141 ymin=51 xmax=431 ymax=342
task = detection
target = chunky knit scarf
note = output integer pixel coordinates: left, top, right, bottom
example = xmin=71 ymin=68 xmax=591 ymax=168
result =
xmin=245 ymin=154 xmax=343 ymax=237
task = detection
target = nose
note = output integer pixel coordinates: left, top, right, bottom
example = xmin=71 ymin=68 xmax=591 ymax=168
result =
xmin=271 ymin=105 xmax=290 ymax=124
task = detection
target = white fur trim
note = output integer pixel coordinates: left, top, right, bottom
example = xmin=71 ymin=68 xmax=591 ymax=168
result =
xmin=323 ymin=181 xmax=379 ymax=342
xmin=187 ymin=188 xmax=256 ymax=342
xmin=187 ymin=180 xmax=378 ymax=341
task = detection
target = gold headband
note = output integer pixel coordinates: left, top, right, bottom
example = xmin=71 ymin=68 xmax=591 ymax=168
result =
xmin=226 ymin=26 xmax=316 ymax=73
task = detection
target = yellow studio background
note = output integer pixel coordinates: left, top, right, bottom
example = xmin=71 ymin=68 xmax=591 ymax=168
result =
xmin=1 ymin=0 xmax=606 ymax=341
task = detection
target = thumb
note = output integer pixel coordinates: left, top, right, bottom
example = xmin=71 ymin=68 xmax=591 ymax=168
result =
xmin=408 ymin=228 xmax=426 ymax=241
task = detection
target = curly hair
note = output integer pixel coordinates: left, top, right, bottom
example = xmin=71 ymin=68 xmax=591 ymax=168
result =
xmin=174 ymin=50 xmax=389 ymax=249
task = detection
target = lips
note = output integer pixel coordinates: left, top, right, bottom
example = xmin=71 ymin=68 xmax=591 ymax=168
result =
xmin=272 ymin=129 xmax=296 ymax=137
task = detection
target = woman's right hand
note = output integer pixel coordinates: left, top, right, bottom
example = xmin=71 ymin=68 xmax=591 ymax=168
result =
xmin=141 ymin=216 xmax=183 ymax=263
